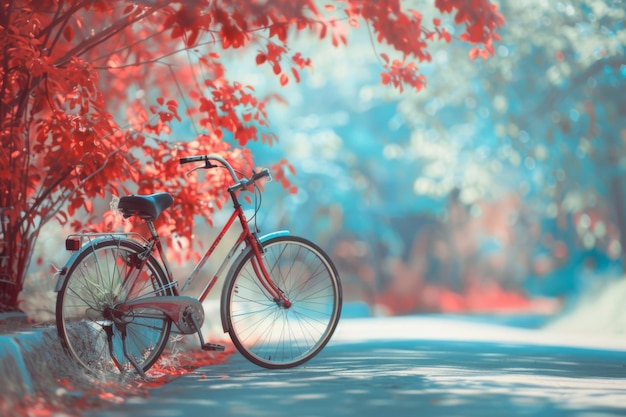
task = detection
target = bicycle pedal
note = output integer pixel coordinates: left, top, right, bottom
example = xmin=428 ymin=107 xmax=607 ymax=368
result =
xmin=201 ymin=343 xmax=225 ymax=352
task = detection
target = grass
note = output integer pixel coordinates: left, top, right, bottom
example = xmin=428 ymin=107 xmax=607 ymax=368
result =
xmin=0 ymin=320 xmax=233 ymax=417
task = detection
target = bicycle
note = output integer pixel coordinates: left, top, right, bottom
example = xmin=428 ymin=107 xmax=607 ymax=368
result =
xmin=54 ymin=154 xmax=342 ymax=377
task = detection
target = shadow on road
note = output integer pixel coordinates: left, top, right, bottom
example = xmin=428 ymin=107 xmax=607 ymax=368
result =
xmin=91 ymin=337 xmax=626 ymax=417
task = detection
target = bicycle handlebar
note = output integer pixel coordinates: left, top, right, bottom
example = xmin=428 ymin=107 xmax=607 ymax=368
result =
xmin=179 ymin=155 xmax=206 ymax=165
xmin=179 ymin=154 xmax=271 ymax=191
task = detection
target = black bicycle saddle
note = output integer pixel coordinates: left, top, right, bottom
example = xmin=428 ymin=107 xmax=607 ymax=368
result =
xmin=118 ymin=192 xmax=174 ymax=220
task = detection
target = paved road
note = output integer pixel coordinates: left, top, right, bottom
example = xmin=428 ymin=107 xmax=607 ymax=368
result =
xmin=89 ymin=316 xmax=626 ymax=417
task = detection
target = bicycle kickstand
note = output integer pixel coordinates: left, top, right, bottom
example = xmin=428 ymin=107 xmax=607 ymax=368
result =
xmin=104 ymin=324 xmax=126 ymax=374
xmin=189 ymin=313 xmax=226 ymax=353
xmin=120 ymin=326 xmax=148 ymax=379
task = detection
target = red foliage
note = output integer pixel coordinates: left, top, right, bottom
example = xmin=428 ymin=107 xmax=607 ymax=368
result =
xmin=377 ymin=283 xmax=542 ymax=315
xmin=0 ymin=0 xmax=503 ymax=308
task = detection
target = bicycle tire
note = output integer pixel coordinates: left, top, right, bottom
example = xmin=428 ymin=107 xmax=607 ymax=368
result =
xmin=55 ymin=238 xmax=173 ymax=375
xmin=223 ymin=235 xmax=342 ymax=369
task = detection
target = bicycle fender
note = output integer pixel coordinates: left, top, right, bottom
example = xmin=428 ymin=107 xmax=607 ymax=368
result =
xmin=258 ymin=230 xmax=290 ymax=242
xmin=53 ymin=236 xmax=125 ymax=292
xmin=53 ymin=251 xmax=80 ymax=292
xmin=219 ymin=230 xmax=290 ymax=333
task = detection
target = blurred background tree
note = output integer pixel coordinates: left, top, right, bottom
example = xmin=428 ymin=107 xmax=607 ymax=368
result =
xmin=232 ymin=0 xmax=625 ymax=315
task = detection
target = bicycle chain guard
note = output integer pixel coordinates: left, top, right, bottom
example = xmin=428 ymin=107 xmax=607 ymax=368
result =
xmin=122 ymin=295 xmax=205 ymax=334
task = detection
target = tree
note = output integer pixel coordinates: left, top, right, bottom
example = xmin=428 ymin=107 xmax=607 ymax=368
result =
xmin=368 ymin=0 xmax=626 ymax=299
xmin=0 ymin=0 xmax=503 ymax=311
xmin=406 ymin=0 xmax=626 ymax=275
xmin=492 ymin=0 xmax=626 ymax=277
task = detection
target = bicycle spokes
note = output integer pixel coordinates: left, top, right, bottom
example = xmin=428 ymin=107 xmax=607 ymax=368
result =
xmin=225 ymin=236 xmax=341 ymax=369
xmin=56 ymin=239 xmax=173 ymax=375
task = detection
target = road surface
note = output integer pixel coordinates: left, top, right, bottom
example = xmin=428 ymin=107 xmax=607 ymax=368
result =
xmin=89 ymin=315 xmax=626 ymax=417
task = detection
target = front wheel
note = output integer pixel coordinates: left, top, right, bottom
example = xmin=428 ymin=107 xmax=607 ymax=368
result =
xmin=223 ymin=236 xmax=342 ymax=369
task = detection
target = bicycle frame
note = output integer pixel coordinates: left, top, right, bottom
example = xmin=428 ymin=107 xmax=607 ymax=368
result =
xmin=59 ymin=163 xmax=291 ymax=310
xmin=173 ymin=206 xmax=262 ymax=302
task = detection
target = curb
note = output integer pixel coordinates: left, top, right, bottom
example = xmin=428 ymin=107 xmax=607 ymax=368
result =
xmin=0 ymin=312 xmax=57 ymax=396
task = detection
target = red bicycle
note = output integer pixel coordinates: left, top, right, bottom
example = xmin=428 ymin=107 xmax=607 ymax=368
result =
xmin=54 ymin=154 xmax=342 ymax=376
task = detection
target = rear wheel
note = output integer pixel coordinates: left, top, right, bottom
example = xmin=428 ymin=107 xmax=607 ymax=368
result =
xmin=56 ymin=238 xmax=173 ymax=375
xmin=224 ymin=236 xmax=342 ymax=368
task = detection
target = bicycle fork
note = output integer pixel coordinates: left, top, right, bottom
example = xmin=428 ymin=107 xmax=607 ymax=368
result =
xmin=249 ymin=237 xmax=292 ymax=309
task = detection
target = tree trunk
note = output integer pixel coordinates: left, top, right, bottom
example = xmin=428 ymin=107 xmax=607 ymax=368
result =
xmin=0 ymin=246 xmax=21 ymax=311
xmin=0 ymin=210 xmax=30 ymax=312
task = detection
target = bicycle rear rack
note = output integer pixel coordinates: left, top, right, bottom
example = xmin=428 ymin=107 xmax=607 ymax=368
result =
xmin=65 ymin=232 xmax=150 ymax=251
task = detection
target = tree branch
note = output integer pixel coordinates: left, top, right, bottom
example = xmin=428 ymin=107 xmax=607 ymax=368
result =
xmin=54 ymin=3 xmax=168 ymax=66
xmin=39 ymin=147 xmax=125 ymax=227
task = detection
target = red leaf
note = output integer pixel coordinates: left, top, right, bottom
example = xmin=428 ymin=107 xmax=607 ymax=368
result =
xmin=479 ymin=48 xmax=491 ymax=59
xmin=439 ymin=29 xmax=452 ymax=43
xmin=57 ymin=210 xmax=68 ymax=225
xmin=256 ymin=53 xmax=266 ymax=65
xmin=272 ymin=62 xmax=281 ymax=75
xmin=280 ymin=73 xmax=288 ymax=86
xmin=63 ymin=26 xmax=74 ymax=41
xmin=186 ymin=28 xmax=199 ymax=48
xmin=319 ymin=23 xmax=327 ymax=39
xmin=171 ymin=25 xmax=183 ymax=39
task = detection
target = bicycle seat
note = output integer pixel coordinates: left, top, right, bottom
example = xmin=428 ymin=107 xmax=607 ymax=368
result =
xmin=118 ymin=192 xmax=174 ymax=220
